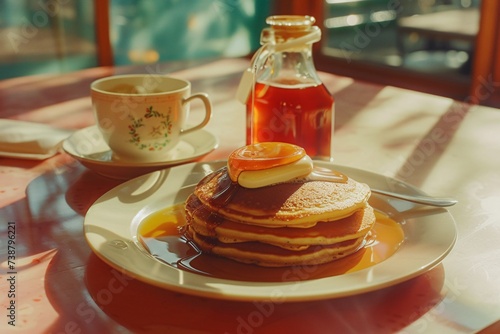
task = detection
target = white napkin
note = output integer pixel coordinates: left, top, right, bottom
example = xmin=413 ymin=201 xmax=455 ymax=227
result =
xmin=0 ymin=119 xmax=73 ymax=160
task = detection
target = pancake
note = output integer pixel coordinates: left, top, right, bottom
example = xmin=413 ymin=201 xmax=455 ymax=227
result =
xmin=183 ymin=166 xmax=376 ymax=267
xmin=187 ymin=227 xmax=368 ymax=267
xmin=186 ymin=194 xmax=375 ymax=249
xmin=193 ymin=167 xmax=371 ymax=228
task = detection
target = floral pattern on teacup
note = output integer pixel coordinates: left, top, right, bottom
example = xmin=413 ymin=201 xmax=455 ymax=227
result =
xmin=127 ymin=106 xmax=173 ymax=151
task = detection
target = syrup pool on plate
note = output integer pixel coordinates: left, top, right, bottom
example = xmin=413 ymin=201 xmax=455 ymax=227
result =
xmin=138 ymin=204 xmax=405 ymax=283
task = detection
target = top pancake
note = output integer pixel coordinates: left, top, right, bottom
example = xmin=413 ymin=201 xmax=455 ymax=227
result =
xmin=194 ymin=167 xmax=371 ymax=228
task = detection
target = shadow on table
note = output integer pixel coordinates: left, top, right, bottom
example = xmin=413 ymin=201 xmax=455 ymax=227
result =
xmin=82 ymin=254 xmax=445 ymax=333
xmin=64 ymin=167 xmax=124 ymax=216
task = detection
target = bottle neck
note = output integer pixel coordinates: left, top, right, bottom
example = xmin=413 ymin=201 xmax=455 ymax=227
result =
xmin=235 ymin=26 xmax=322 ymax=103
xmin=257 ymin=44 xmax=321 ymax=86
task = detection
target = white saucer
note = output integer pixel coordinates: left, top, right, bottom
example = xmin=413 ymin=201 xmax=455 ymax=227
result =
xmin=62 ymin=126 xmax=218 ymax=179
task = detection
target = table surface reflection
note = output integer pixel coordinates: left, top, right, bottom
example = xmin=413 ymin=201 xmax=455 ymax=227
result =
xmin=1 ymin=58 xmax=499 ymax=333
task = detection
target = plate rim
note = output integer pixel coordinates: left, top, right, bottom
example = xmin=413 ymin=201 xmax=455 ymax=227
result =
xmin=83 ymin=161 xmax=457 ymax=302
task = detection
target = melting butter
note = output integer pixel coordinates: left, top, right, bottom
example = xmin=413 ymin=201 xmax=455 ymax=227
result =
xmin=237 ymin=155 xmax=313 ymax=188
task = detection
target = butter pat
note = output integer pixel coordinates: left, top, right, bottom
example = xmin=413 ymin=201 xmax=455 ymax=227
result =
xmin=238 ymin=156 xmax=313 ymax=188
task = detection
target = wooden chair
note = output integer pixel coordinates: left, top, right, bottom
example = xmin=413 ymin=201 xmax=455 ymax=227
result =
xmin=470 ymin=0 xmax=500 ymax=107
xmin=94 ymin=0 xmax=113 ymax=67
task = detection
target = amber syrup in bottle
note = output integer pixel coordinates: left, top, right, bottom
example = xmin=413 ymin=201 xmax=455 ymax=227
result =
xmin=245 ymin=15 xmax=334 ymax=160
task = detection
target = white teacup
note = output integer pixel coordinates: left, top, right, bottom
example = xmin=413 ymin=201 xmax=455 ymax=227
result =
xmin=91 ymin=75 xmax=212 ymax=162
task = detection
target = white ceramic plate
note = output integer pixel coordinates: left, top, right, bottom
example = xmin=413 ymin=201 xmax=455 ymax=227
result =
xmin=63 ymin=126 xmax=218 ymax=179
xmin=84 ymin=161 xmax=457 ymax=302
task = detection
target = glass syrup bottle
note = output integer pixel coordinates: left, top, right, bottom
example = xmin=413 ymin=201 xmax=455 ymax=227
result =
xmin=244 ymin=15 xmax=334 ymax=160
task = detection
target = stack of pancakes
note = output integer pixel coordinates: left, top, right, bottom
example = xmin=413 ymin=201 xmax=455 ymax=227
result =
xmin=184 ymin=167 xmax=375 ymax=267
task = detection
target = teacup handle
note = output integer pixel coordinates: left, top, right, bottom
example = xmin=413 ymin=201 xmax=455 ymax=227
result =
xmin=181 ymin=93 xmax=212 ymax=134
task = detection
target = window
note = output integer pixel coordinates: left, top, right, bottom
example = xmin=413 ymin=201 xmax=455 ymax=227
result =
xmin=0 ymin=0 xmax=98 ymax=79
xmin=0 ymin=0 xmax=271 ymax=79
xmin=320 ymin=0 xmax=479 ymax=99
xmin=109 ymin=0 xmax=270 ymax=65
xmin=274 ymin=0 xmax=499 ymax=106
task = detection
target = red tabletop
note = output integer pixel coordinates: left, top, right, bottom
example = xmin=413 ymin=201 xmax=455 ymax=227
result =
xmin=1 ymin=58 xmax=499 ymax=333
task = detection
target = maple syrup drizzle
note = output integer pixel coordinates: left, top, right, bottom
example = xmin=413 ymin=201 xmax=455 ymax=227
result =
xmin=206 ymin=169 xmax=240 ymax=207
xmin=138 ymin=204 xmax=404 ymax=283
